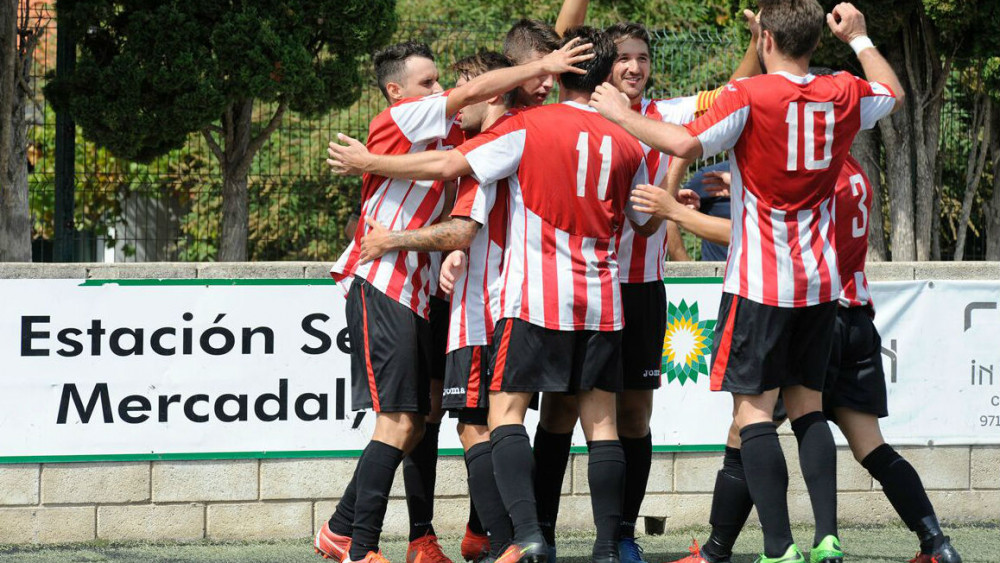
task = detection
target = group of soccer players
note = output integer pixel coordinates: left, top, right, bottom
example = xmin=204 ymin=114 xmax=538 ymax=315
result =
xmin=317 ymin=2 xmax=963 ymax=563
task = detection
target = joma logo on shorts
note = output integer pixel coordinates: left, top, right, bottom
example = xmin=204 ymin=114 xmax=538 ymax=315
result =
xmin=442 ymin=387 xmax=466 ymax=396
xmin=643 ymin=370 xmax=661 ymax=378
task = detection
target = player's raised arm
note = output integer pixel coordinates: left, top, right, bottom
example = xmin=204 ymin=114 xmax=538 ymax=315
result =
xmin=590 ymin=82 xmax=703 ymax=159
xmin=728 ymin=9 xmax=763 ymax=81
xmin=827 ymin=2 xmax=905 ymax=112
xmin=445 ymin=37 xmax=594 ymax=116
xmin=327 ymin=133 xmax=472 ymax=181
xmin=554 ymin=0 xmax=589 ymax=37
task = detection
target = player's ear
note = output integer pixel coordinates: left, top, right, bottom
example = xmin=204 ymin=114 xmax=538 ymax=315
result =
xmin=385 ymin=81 xmax=404 ymax=102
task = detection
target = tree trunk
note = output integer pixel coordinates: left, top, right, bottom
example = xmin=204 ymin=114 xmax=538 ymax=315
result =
xmin=218 ymin=99 xmax=253 ymax=262
xmin=0 ymin=0 xmax=17 ymax=260
xmin=210 ymin=98 xmax=287 ymax=262
xmin=1 ymin=0 xmax=34 ymax=262
xmin=851 ymin=129 xmax=887 ymax=261
xmin=879 ymin=101 xmax=916 ymax=261
xmin=986 ymin=120 xmax=1000 ymax=261
xmin=954 ymin=94 xmax=992 ymax=261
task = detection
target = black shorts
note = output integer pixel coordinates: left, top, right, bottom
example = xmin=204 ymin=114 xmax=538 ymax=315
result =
xmin=621 ymin=281 xmax=667 ymax=390
xmin=487 ymin=318 xmax=622 ymax=393
xmin=345 ymin=278 xmax=431 ymax=414
xmin=443 ymin=345 xmax=491 ymax=411
xmin=710 ymin=293 xmax=837 ymax=395
xmin=448 ymin=407 xmax=489 ymax=426
xmin=428 ymin=296 xmax=450 ymax=381
xmin=824 ymin=306 xmax=888 ymax=420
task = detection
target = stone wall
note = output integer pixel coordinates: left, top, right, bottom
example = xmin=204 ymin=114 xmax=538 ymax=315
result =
xmin=0 ymin=262 xmax=997 ymax=543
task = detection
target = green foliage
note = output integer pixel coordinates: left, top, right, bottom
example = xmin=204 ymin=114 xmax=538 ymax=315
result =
xmin=44 ymin=0 xmax=397 ymax=163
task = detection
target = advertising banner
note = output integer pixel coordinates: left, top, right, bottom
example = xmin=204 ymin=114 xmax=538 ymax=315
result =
xmin=0 ymin=277 xmax=997 ymax=462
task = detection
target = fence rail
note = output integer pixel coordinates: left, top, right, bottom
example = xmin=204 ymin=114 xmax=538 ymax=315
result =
xmin=21 ymin=9 xmax=988 ymax=261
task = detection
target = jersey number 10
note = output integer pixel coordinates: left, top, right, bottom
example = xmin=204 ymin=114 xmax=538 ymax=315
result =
xmin=785 ymin=102 xmax=835 ymax=171
xmin=575 ymin=132 xmax=612 ymax=199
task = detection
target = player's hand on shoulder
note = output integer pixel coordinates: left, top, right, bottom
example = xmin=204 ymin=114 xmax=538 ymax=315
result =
xmin=539 ymin=36 xmax=595 ymax=75
xmin=358 ymin=217 xmax=393 ymax=264
xmin=590 ymin=82 xmax=630 ymax=123
xmin=439 ymin=250 xmax=467 ymax=295
xmin=826 ymin=2 xmax=868 ymax=44
xmin=326 ymin=133 xmax=371 ymax=176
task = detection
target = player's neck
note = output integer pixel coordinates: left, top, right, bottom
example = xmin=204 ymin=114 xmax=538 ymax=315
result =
xmin=764 ymin=54 xmax=811 ymax=78
xmin=481 ymin=104 xmax=508 ymax=131
xmin=560 ymin=88 xmax=591 ymax=105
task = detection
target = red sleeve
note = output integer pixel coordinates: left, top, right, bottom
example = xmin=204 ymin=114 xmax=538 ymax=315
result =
xmin=451 ymin=176 xmax=480 ymax=218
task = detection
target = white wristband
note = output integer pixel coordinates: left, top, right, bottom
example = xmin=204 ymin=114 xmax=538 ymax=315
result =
xmin=850 ymin=36 xmax=875 ymax=56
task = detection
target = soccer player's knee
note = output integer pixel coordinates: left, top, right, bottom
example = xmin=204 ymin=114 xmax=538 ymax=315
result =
xmin=616 ymin=409 xmax=649 ymax=438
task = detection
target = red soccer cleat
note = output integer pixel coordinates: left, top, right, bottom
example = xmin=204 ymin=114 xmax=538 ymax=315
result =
xmin=461 ymin=525 xmax=490 ymax=562
xmin=407 ymin=534 xmax=454 ymax=563
xmin=315 ymin=521 xmax=352 ymax=561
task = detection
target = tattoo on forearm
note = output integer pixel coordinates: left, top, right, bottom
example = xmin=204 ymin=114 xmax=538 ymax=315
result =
xmin=388 ymin=219 xmax=477 ymax=252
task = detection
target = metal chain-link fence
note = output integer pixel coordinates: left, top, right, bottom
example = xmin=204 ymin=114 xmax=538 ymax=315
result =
xmin=22 ymin=9 xmax=989 ymax=262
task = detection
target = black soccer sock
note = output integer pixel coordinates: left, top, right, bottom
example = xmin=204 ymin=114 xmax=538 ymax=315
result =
xmin=492 ymin=424 xmax=543 ymax=541
xmin=740 ymin=422 xmax=793 ymax=558
xmin=588 ymin=440 xmax=626 ymax=559
xmin=532 ymin=424 xmax=573 ymax=546
xmin=619 ymin=432 xmax=652 ymax=539
xmin=467 ymin=496 xmax=485 ymax=535
xmin=702 ymin=446 xmax=754 ymax=563
xmin=791 ymin=411 xmax=838 ymax=546
xmin=861 ymin=443 xmax=941 ymax=552
xmin=466 ymin=441 xmax=513 ymax=555
xmin=329 ymin=446 xmax=369 ymax=536
xmin=349 ymin=440 xmax=406 ymax=561
xmin=404 ymin=421 xmax=440 ymax=541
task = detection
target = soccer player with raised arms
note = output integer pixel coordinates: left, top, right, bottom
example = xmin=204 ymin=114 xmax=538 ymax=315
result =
xmin=317 ymin=39 xmax=594 ymax=563
xmin=591 ymin=2 xmax=903 ymax=562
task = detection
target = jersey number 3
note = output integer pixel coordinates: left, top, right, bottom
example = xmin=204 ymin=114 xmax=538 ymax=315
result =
xmin=785 ymin=102 xmax=835 ymax=171
xmin=575 ymin=132 xmax=612 ymax=199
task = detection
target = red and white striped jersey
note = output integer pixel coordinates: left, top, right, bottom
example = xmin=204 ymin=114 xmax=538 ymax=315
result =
xmin=446 ymin=176 xmax=510 ymax=352
xmin=685 ymin=71 xmax=895 ymax=307
xmin=457 ymin=101 xmax=650 ymax=331
xmin=331 ymin=91 xmax=458 ymax=319
xmin=835 ymin=155 xmax=873 ymax=309
xmin=618 ymin=91 xmax=721 ymax=283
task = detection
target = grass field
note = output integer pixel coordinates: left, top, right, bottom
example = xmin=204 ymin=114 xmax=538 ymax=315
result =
xmin=0 ymin=524 xmax=995 ymax=563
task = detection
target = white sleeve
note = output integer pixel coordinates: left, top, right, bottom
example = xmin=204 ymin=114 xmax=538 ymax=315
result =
xmin=465 ymin=182 xmax=497 ymax=226
xmin=654 ymin=96 xmax=700 ymax=126
xmin=696 ymin=106 xmax=749 ymax=158
xmin=625 ymin=159 xmax=651 ymax=226
xmin=859 ymin=81 xmax=896 ymax=131
xmin=388 ymin=94 xmax=450 ymax=144
xmin=463 ymin=130 xmax=526 ymax=186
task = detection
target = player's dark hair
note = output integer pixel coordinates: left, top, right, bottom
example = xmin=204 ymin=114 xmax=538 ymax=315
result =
xmin=808 ymin=66 xmax=836 ymax=76
xmin=373 ymin=41 xmax=434 ymax=102
xmin=452 ymin=51 xmax=517 ymax=107
xmin=605 ymin=22 xmax=651 ymax=52
xmin=503 ymin=19 xmax=560 ymax=64
xmin=559 ymin=26 xmax=615 ymax=94
xmin=758 ymin=0 xmax=825 ymax=59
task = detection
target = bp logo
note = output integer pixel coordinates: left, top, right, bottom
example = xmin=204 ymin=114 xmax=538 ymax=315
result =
xmin=661 ymin=299 xmax=716 ymax=384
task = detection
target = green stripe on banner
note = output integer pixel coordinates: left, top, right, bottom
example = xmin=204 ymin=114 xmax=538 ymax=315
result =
xmin=662 ymin=277 xmax=723 ymax=284
xmin=80 ymin=278 xmax=338 ymax=287
xmin=0 ymin=445 xmax=724 ymax=464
